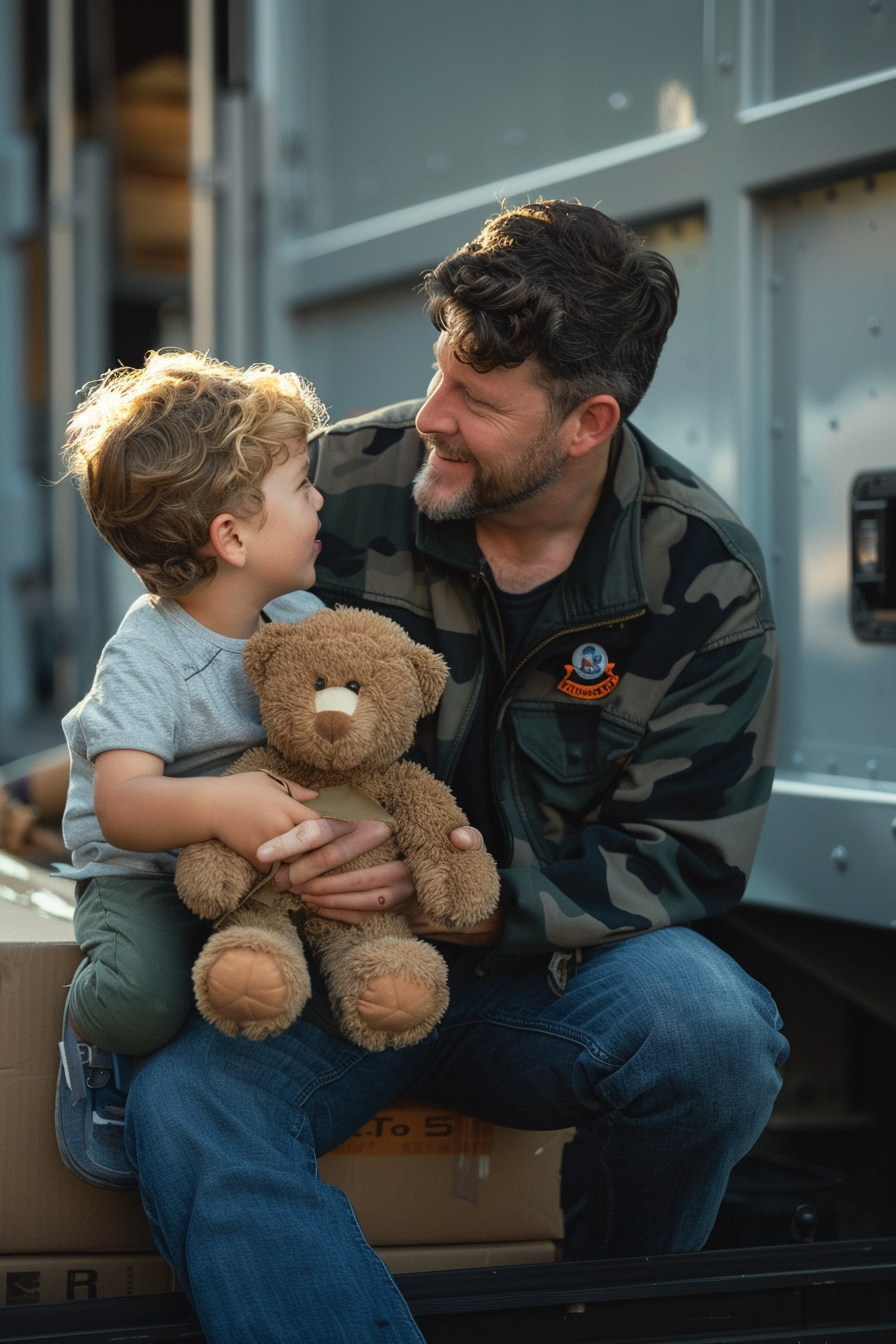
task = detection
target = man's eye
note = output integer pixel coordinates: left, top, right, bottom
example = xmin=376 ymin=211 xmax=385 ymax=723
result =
xmin=314 ymin=677 xmax=325 ymax=690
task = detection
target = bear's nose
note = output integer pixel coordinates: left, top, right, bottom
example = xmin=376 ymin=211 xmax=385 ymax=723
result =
xmin=314 ymin=687 xmax=358 ymax=716
xmin=314 ymin=711 xmax=353 ymax=743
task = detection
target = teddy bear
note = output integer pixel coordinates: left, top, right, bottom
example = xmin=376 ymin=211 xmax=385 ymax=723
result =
xmin=174 ymin=606 xmax=500 ymax=1051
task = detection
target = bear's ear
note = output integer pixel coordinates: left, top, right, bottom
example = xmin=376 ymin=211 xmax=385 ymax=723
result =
xmin=408 ymin=643 xmax=449 ymax=715
xmin=243 ymin=622 xmax=292 ymax=691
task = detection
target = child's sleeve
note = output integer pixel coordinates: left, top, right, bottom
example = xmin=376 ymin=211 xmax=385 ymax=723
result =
xmin=73 ymin=635 xmax=185 ymax=765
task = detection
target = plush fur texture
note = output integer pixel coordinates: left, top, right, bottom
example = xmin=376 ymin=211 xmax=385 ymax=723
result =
xmin=175 ymin=606 xmax=500 ymax=1049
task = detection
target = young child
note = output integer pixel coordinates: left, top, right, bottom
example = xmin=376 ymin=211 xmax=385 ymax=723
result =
xmin=56 ymin=351 xmax=328 ymax=1187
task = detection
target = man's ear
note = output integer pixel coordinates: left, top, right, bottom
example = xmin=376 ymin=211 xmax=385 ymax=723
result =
xmin=566 ymin=394 xmax=620 ymax=458
xmin=243 ymin=622 xmax=290 ymax=690
xmin=205 ymin=512 xmax=249 ymax=568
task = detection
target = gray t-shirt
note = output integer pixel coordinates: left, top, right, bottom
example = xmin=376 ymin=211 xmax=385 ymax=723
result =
xmin=61 ymin=590 xmax=324 ymax=879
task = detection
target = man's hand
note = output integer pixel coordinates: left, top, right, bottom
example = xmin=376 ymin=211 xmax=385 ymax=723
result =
xmin=404 ymin=897 xmax=504 ymax=946
xmin=260 ymin=820 xmax=503 ymax=946
xmin=258 ymin=816 xmax=388 ymax=884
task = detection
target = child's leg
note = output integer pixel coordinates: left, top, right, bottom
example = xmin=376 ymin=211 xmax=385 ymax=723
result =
xmin=70 ymin=875 xmax=208 ymax=1055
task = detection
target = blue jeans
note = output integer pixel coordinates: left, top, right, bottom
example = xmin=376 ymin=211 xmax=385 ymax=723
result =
xmin=125 ymin=927 xmax=788 ymax=1344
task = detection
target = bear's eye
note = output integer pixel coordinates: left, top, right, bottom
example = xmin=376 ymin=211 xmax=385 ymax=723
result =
xmin=345 ymin=681 xmax=360 ymax=693
xmin=314 ymin=677 xmax=326 ymax=691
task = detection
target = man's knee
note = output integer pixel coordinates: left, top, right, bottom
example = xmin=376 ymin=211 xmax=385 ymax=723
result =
xmin=576 ymin=932 xmax=788 ymax=1126
xmin=650 ymin=979 xmax=787 ymax=1137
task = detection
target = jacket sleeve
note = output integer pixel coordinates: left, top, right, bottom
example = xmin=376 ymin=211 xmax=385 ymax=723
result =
xmin=490 ymin=624 xmax=780 ymax=960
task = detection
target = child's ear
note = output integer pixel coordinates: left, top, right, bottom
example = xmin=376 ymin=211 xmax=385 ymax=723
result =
xmin=206 ymin=512 xmax=247 ymax=568
xmin=243 ymin=622 xmax=290 ymax=690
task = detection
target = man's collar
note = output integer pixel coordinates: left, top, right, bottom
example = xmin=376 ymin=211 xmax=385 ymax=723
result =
xmin=415 ymin=424 xmax=647 ymax=620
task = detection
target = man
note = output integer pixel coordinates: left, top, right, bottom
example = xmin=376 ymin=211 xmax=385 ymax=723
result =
xmin=125 ymin=202 xmax=787 ymax=1344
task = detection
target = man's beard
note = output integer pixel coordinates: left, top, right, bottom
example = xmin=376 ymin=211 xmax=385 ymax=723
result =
xmin=412 ymin=429 xmax=565 ymax=521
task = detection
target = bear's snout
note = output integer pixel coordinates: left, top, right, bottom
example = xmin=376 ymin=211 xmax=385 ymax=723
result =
xmin=314 ymin=710 xmax=354 ymax=743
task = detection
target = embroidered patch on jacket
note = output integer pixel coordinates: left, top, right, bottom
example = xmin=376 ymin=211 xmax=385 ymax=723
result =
xmin=557 ymin=642 xmax=620 ymax=701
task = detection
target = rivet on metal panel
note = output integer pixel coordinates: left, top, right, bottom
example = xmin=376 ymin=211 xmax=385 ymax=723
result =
xmin=890 ymin=817 xmax=896 ymax=841
xmin=826 ymin=756 xmax=838 ymax=772
xmin=769 ymin=274 xmax=783 ymax=292
xmin=771 ymin=419 xmax=785 ymax=438
xmin=716 ymin=53 xmax=733 ymax=73
xmin=829 ymin=418 xmax=839 ymax=430
xmin=831 ymin=846 xmax=848 ymax=871
xmin=867 ymin=760 xmax=877 ymax=776
xmin=868 ymin=318 xmax=881 ymax=335
xmin=869 ymin=0 xmax=882 ymax=12
xmin=791 ymin=751 xmax=804 ymax=767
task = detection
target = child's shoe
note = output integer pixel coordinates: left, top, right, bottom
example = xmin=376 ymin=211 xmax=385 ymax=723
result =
xmin=55 ymin=991 xmax=138 ymax=1189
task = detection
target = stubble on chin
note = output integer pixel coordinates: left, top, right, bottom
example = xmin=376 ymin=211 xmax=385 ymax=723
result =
xmin=413 ymin=430 xmax=565 ymax=521
xmin=412 ymin=455 xmax=476 ymax=521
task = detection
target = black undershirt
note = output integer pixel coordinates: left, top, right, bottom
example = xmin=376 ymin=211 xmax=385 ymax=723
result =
xmin=450 ymin=574 xmax=562 ymax=862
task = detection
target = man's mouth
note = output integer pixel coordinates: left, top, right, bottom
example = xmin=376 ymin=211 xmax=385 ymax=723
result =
xmin=425 ymin=436 xmax=472 ymax=465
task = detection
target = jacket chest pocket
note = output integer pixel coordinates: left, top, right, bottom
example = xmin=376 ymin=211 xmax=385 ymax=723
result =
xmin=508 ymin=703 xmax=643 ymax=816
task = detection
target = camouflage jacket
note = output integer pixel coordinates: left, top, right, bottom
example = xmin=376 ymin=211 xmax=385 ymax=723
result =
xmin=309 ymin=402 xmax=779 ymax=966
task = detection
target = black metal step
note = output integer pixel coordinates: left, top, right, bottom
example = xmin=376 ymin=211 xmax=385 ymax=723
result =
xmin=2 ymin=1238 xmax=895 ymax=1344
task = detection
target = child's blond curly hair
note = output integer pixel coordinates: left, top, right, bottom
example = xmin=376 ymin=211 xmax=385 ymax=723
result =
xmin=63 ymin=350 xmax=327 ymax=598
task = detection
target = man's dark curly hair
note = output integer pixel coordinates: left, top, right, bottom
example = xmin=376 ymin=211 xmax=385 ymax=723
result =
xmin=423 ymin=200 xmax=679 ymax=422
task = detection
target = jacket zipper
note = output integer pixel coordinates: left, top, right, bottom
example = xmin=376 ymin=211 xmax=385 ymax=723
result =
xmin=472 ymin=559 xmax=507 ymax=671
xmin=469 ymin=562 xmax=511 ymax=863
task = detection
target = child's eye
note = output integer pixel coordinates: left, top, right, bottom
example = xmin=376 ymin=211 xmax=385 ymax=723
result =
xmin=314 ymin=677 xmax=325 ymax=690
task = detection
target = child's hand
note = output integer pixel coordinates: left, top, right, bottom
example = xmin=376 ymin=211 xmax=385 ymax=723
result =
xmin=94 ymin=750 xmax=321 ymax=858
xmin=210 ymin=772 xmax=322 ymax=867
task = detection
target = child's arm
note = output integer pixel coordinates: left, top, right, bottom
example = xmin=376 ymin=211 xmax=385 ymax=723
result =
xmin=93 ymin=749 xmax=321 ymax=865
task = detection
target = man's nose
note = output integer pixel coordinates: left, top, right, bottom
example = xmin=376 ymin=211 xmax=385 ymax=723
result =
xmin=416 ymin=380 xmax=456 ymax=438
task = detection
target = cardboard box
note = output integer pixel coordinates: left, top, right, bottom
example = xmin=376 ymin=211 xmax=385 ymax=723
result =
xmin=1 ymin=935 xmax=571 ymax=1254
xmin=0 ymin=942 xmax=157 ymax=1254
xmin=0 ymin=1242 xmax=558 ymax=1306
xmin=319 ymin=1098 xmax=571 ymax=1245
xmin=376 ymin=1241 xmax=559 ymax=1274
xmin=1 ymin=1254 xmax=176 ymax=1306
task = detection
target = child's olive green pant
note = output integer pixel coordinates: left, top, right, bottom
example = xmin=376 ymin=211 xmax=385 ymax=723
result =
xmin=69 ymin=875 xmax=209 ymax=1056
